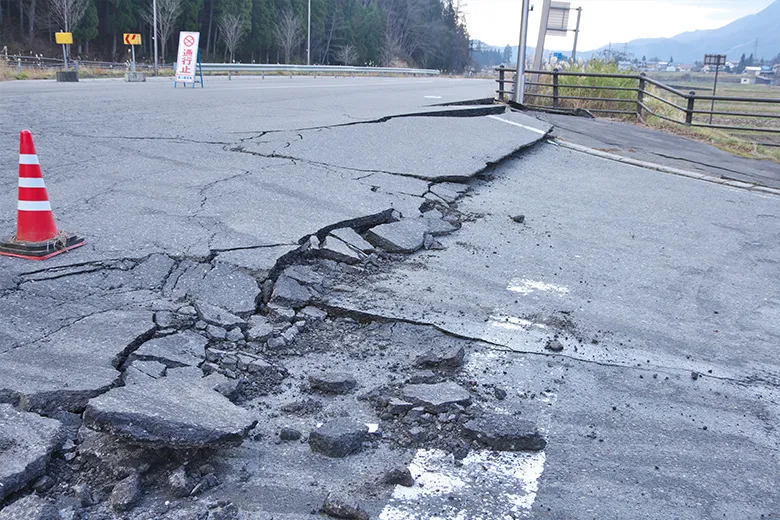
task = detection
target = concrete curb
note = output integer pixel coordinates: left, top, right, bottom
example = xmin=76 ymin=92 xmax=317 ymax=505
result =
xmin=552 ymin=139 xmax=780 ymax=197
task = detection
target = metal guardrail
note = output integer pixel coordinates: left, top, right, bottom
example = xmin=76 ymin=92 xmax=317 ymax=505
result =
xmin=495 ymin=66 xmax=780 ymax=135
xmin=199 ymin=63 xmax=439 ymax=76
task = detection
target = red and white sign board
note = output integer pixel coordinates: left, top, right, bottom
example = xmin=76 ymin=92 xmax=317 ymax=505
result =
xmin=175 ymin=31 xmax=200 ymax=83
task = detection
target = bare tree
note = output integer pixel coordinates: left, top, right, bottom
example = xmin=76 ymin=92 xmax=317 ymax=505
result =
xmin=22 ymin=0 xmax=39 ymax=45
xmin=141 ymin=0 xmax=182 ymax=63
xmin=218 ymin=13 xmax=245 ymax=63
xmin=48 ymin=0 xmax=88 ymax=32
xmin=336 ymin=44 xmax=357 ymax=66
xmin=274 ymin=9 xmax=304 ymax=64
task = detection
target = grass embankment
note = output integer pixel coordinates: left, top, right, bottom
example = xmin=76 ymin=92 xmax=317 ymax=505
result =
xmin=521 ymin=61 xmax=780 ymax=163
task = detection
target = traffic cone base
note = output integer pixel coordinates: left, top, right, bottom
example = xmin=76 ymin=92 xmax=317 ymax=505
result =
xmin=0 ymin=233 xmax=84 ymax=260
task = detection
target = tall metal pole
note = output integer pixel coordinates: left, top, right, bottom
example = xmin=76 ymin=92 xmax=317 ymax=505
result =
xmin=307 ymin=0 xmax=311 ymax=65
xmin=512 ymin=0 xmax=531 ymax=104
xmin=153 ymin=0 xmax=159 ymax=76
xmin=571 ymin=7 xmax=581 ymax=63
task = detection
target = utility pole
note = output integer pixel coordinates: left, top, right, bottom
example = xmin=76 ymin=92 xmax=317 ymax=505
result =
xmin=153 ymin=0 xmax=158 ymax=75
xmin=513 ymin=0 xmax=531 ymax=104
xmin=571 ymin=7 xmax=581 ymax=62
xmin=307 ymin=0 xmax=311 ymax=65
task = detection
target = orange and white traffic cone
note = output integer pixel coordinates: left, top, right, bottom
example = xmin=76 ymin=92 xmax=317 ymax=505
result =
xmin=0 ymin=130 xmax=84 ymax=260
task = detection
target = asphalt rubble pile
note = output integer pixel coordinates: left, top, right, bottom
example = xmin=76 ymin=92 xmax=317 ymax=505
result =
xmin=0 ymin=180 xmax=549 ymax=520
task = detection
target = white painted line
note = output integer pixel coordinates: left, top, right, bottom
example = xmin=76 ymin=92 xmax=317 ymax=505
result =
xmin=488 ymin=115 xmax=547 ymax=135
xmin=488 ymin=314 xmax=548 ymax=331
xmin=18 ymin=178 xmax=46 ymax=188
xmin=19 ymin=154 xmax=39 ymax=165
xmin=379 ymin=448 xmax=546 ymax=519
xmin=424 ymin=95 xmax=442 ymax=99
xmin=507 ymin=278 xmax=569 ymax=296
xmin=18 ymin=201 xmax=51 ymax=211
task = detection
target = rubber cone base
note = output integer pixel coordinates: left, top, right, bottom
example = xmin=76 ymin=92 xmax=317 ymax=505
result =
xmin=0 ymin=234 xmax=85 ymax=260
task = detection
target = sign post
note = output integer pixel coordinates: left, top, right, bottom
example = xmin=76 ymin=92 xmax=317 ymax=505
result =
xmin=704 ymin=54 xmax=727 ymax=124
xmin=55 ymin=32 xmax=72 ymax=70
xmin=124 ymin=33 xmax=146 ymax=82
xmin=55 ymin=32 xmax=78 ymax=82
xmin=174 ymin=31 xmax=203 ymax=88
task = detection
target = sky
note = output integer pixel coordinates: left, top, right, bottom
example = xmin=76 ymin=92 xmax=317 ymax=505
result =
xmin=464 ymin=0 xmax=776 ymax=51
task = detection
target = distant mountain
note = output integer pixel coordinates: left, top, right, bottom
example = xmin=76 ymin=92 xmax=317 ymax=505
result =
xmin=584 ymin=0 xmax=780 ymax=63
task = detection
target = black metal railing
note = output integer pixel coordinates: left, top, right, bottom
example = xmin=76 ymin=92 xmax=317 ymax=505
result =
xmin=495 ymin=66 xmax=780 ymax=135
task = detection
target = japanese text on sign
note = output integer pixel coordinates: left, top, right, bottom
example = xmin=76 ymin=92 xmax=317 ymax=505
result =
xmin=175 ymin=31 xmax=200 ymax=83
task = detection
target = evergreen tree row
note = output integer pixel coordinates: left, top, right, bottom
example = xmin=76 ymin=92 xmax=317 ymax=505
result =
xmin=0 ymin=0 xmax=471 ymax=71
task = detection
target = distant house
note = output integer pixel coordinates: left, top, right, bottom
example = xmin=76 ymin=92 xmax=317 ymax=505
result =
xmin=677 ymin=64 xmax=693 ymax=72
xmin=665 ymin=65 xmax=677 ymax=72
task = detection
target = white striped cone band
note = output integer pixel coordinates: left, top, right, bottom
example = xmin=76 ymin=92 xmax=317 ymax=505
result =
xmin=18 ymin=178 xmax=46 ymax=188
xmin=19 ymin=154 xmax=40 ymax=165
xmin=18 ymin=201 xmax=52 ymax=211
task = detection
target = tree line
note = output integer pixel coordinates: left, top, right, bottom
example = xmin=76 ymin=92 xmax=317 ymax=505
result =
xmin=0 ymin=0 xmax=471 ymax=71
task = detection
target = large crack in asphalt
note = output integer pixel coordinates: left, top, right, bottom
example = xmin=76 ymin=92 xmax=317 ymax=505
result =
xmin=0 ymin=107 xmax=564 ymax=517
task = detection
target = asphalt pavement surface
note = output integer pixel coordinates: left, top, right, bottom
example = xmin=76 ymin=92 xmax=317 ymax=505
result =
xmin=0 ymin=75 xmax=778 ymax=520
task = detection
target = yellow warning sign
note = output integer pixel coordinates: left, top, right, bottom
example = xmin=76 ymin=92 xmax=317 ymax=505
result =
xmin=123 ymin=33 xmax=142 ymax=46
xmin=55 ymin=32 xmax=73 ymax=45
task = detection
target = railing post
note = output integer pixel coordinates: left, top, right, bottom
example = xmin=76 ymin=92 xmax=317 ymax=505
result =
xmin=636 ymin=72 xmax=646 ymax=122
xmin=17 ymin=57 xmax=21 ymax=73
xmin=685 ymin=91 xmax=696 ymax=124
xmin=552 ymin=68 xmax=559 ymax=109
xmin=498 ymin=65 xmax=505 ymax=101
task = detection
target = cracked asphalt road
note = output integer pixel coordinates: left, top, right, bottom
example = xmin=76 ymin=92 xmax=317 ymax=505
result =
xmin=1 ymin=75 xmax=778 ymax=520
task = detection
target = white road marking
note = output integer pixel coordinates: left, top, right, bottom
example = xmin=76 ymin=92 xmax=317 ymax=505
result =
xmin=424 ymin=95 xmax=442 ymax=99
xmin=487 ymin=115 xmax=547 ymax=135
xmin=506 ymin=278 xmax=569 ymax=296
xmin=379 ymin=448 xmax=546 ymax=520
xmin=488 ymin=314 xmax=548 ymax=331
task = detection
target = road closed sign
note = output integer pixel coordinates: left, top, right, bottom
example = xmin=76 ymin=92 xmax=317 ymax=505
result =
xmin=175 ymin=31 xmax=200 ymax=83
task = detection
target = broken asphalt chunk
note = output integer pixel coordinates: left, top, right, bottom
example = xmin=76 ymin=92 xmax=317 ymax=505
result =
xmin=330 ymin=228 xmax=375 ymax=254
xmin=190 ymin=263 xmax=260 ymax=315
xmin=129 ymin=331 xmax=208 ymax=368
xmin=414 ymin=345 xmax=466 ymax=369
xmin=110 ymin=473 xmax=142 ymax=512
xmin=83 ymin=372 xmax=257 ymax=449
xmin=319 ymin=236 xmax=362 ymax=264
xmin=0 ymin=310 xmax=155 ymax=413
xmin=247 ymin=315 xmax=274 ymax=342
xmin=309 ymin=372 xmax=358 ymax=394
xmin=195 ymin=301 xmax=246 ymax=329
xmin=402 ymin=382 xmax=472 ymax=412
xmin=0 ymin=404 xmax=64 ymax=502
xmin=320 ymin=495 xmax=370 ymax=520
xmin=271 ymin=275 xmax=313 ymax=308
xmin=308 ymin=419 xmax=368 ymax=458
xmin=365 ymin=219 xmax=430 ymax=253
xmin=462 ymin=413 xmax=547 ymax=451
xmin=0 ymin=495 xmax=61 ymax=520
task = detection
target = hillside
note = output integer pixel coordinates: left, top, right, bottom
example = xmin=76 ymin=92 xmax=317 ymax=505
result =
xmin=586 ymin=0 xmax=780 ymax=62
